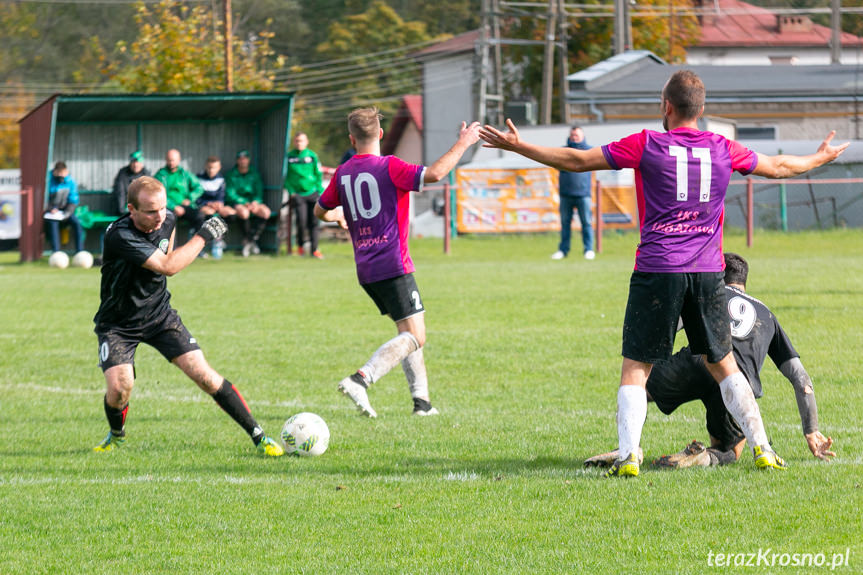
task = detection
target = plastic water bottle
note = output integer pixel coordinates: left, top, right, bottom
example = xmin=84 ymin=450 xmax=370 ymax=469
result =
xmin=212 ymin=240 xmax=223 ymax=260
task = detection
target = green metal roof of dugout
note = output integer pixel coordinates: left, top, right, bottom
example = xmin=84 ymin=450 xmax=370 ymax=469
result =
xmin=38 ymin=92 xmax=294 ymax=123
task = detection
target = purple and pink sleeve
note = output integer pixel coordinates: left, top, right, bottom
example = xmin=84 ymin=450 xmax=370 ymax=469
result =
xmin=318 ymin=169 xmax=341 ymax=209
xmin=602 ymin=131 xmax=647 ymax=170
xmin=387 ymin=156 xmax=424 ymax=193
xmin=727 ymin=139 xmax=758 ymax=175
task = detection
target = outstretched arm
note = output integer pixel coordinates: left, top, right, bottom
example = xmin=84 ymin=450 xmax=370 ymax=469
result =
xmin=142 ymin=217 xmax=227 ymax=277
xmin=424 ymin=121 xmax=482 ymax=183
xmin=753 ymin=131 xmax=849 ymax=179
xmin=779 ymin=357 xmax=835 ymax=460
xmin=479 ymin=119 xmax=610 ymax=173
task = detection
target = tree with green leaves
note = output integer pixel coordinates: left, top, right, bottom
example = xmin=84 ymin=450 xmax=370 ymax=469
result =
xmin=289 ymin=1 xmax=439 ymax=164
xmin=91 ymin=0 xmax=283 ymax=93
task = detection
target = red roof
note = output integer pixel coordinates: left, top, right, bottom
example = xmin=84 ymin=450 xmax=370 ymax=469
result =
xmin=414 ymin=30 xmax=480 ymax=57
xmin=382 ymin=95 xmax=423 ymax=156
xmin=402 ymin=94 xmax=423 ymax=132
xmin=696 ymin=0 xmax=862 ymax=47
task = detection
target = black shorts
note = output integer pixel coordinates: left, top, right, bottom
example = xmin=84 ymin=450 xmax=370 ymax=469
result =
xmin=622 ymin=271 xmax=731 ymax=364
xmin=646 ymin=347 xmax=745 ymax=452
xmin=361 ymin=273 xmax=424 ymax=322
xmin=96 ymin=309 xmax=201 ymax=371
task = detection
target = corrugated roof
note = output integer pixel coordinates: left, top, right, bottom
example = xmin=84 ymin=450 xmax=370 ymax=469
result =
xmin=696 ymin=0 xmax=863 ymax=48
xmin=21 ymin=92 xmax=293 ymax=124
xmin=568 ymin=50 xmax=665 ymax=83
xmin=569 ymin=57 xmax=863 ymax=99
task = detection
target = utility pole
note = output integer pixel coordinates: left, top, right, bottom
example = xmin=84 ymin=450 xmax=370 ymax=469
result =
xmin=492 ymin=0 xmax=504 ymax=126
xmin=478 ymin=0 xmax=490 ymax=125
xmin=541 ymin=0 xmax=557 ymax=124
xmin=614 ymin=0 xmax=627 ymax=54
xmin=224 ymin=0 xmax=234 ymax=92
xmin=478 ymin=0 xmax=505 ymax=126
xmin=557 ymin=0 xmax=570 ymax=125
xmin=668 ymin=0 xmax=674 ymax=61
xmin=831 ymin=0 xmax=841 ymax=64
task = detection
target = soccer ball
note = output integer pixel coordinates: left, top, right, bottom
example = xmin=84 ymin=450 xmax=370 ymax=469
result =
xmin=71 ymin=250 xmax=94 ymax=269
xmin=48 ymin=251 xmax=69 ymax=269
xmin=280 ymin=412 xmax=330 ymax=456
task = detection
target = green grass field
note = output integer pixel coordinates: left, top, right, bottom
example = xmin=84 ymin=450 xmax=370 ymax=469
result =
xmin=1 ymin=230 xmax=861 ymax=574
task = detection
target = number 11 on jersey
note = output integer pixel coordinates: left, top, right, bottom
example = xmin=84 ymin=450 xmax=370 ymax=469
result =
xmin=668 ymin=146 xmax=712 ymax=203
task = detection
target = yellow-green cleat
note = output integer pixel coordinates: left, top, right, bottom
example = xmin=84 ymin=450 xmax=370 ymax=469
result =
xmin=257 ymin=435 xmax=285 ymax=457
xmin=753 ymin=444 xmax=787 ymax=470
xmin=605 ymin=452 xmax=640 ymax=478
xmin=93 ymin=431 xmax=126 ymax=452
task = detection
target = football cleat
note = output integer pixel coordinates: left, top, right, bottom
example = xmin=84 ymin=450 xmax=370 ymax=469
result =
xmin=654 ymin=440 xmax=712 ymax=469
xmin=584 ymin=448 xmax=643 ymax=468
xmin=312 ymin=250 xmax=324 ymax=260
xmin=412 ymin=397 xmax=439 ymax=416
xmin=338 ymin=372 xmax=377 ymax=418
xmin=93 ymin=431 xmax=126 ymax=452
xmin=257 ymin=435 xmax=285 ymax=457
xmin=604 ymin=452 xmax=640 ymax=478
xmin=753 ymin=444 xmax=787 ymax=470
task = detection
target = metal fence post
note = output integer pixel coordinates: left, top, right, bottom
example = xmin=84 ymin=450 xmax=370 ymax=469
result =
xmin=595 ymin=181 xmax=602 ymax=254
xmin=746 ymin=177 xmax=754 ymax=247
xmin=443 ymin=182 xmax=451 ymax=255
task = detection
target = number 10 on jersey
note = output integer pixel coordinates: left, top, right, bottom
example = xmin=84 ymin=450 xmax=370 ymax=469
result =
xmin=342 ymin=173 xmax=382 ymax=220
xmin=668 ymin=146 xmax=712 ymax=203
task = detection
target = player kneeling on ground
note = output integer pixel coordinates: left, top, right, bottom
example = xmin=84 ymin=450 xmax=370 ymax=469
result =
xmin=92 ymin=176 xmax=283 ymax=456
xmin=584 ymin=253 xmax=835 ymax=469
xmin=315 ymin=107 xmax=481 ymax=417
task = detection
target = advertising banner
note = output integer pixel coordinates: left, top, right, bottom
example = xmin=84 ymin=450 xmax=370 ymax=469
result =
xmin=456 ymin=166 xmax=637 ymax=233
xmin=0 ymin=169 xmax=22 ymax=240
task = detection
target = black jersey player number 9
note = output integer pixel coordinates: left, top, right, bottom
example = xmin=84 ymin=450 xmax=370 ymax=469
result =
xmin=728 ymin=296 xmax=756 ymax=338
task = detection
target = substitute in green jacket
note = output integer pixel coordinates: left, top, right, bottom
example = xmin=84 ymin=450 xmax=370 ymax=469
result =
xmin=284 ymin=132 xmax=324 ymax=258
xmin=154 ymin=149 xmax=204 ymax=231
xmin=226 ymin=150 xmax=270 ymax=257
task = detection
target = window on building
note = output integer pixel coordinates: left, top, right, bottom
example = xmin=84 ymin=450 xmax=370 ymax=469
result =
xmin=737 ymin=126 xmax=777 ymax=140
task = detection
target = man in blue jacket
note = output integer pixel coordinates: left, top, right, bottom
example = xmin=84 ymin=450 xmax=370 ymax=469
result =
xmin=44 ymin=161 xmax=85 ymax=254
xmin=551 ymin=126 xmax=594 ymax=260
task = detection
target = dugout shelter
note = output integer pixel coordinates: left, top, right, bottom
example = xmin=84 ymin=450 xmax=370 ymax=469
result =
xmin=18 ymin=92 xmax=294 ymax=262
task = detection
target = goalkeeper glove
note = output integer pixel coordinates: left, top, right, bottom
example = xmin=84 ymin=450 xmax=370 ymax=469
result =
xmin=197 ymin=216 xmax=228 ymax=243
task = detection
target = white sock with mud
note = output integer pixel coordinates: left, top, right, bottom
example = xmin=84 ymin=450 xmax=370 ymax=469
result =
xmin=360 ymin=332 xmax=420 ymax=385
xmin=617 ymin=385 xmax=647 ymax=461
xmin=719 ymin=372 xmax=769 ymax=448
xmin=401 ymin=348 xmax=428 ymax=400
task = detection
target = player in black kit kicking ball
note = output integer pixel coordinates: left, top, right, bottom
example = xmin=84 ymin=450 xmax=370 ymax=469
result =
xmin=92 ymin=176 xmax=283 ymax=456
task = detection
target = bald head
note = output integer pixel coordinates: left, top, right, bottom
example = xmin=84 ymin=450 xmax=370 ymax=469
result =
xmin=166 ymin=149 xmax=181 ymax=171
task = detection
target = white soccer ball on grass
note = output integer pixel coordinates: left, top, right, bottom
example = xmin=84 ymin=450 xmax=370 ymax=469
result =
xmin=48 ymin=251 xmax=69 ymax=269
xmin=280 ymin=412 xmax=330 ymax=456
xmin=71 ymin=250 xmax=94 ymax=269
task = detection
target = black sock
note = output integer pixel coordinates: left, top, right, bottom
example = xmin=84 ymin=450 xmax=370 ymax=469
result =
xmin=242 ymin=218 xmax=252 ymax=241
xmin=251 ymin=216 xmax=267 ymax=241
xmin=104 ymin=395 xmax=128 ymax=437
xmin=412 ymin=397 xmax=433 ymax=412
xmin=707 ymin=448 xmax=738 ymax=466
xmin=211 ymin=379 xmax=264 ymax=444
